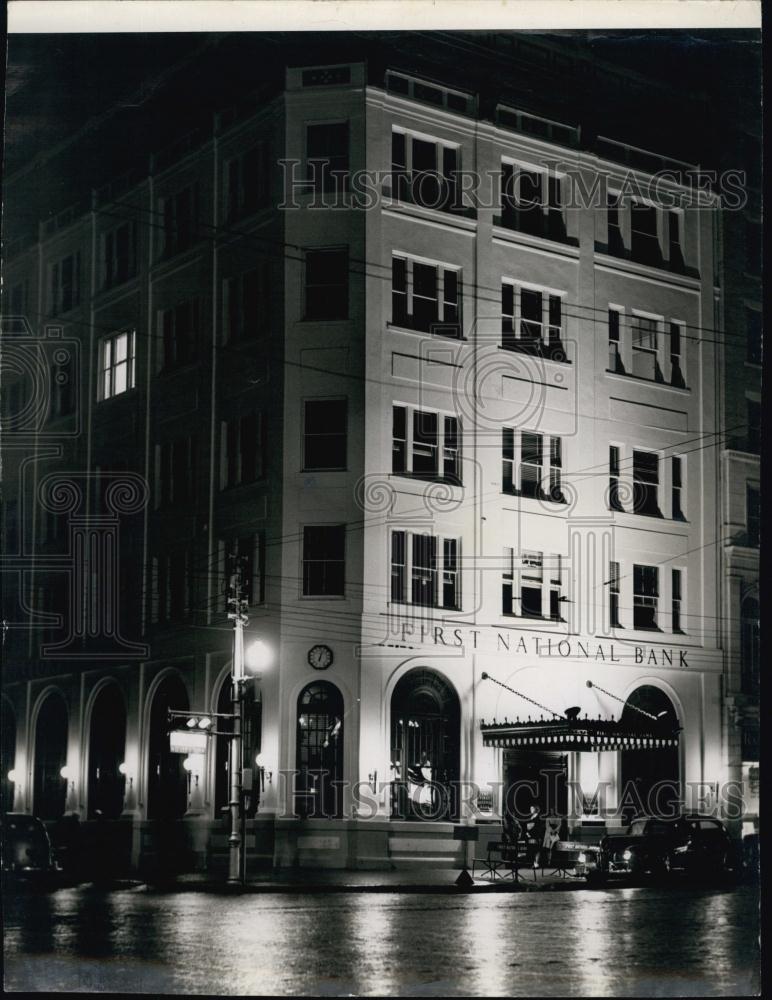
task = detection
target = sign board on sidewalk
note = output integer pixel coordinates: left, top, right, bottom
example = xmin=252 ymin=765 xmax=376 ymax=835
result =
xmin=169 ymin=729 xmax=208 ymax=754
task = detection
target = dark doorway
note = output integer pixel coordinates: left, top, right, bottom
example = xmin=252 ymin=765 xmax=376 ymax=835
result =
xmin=2 ymin=700 xmax=16 ymax=813
xmin=34 ymin=692 xmax=68 ymax=820
xmin=295 ymin=681 xmax=343 ymax=819
xmin=87 ymin=685 xmax=126 ymax=820
xmin=390 ymin=668 xmax=460 ymax=820
xmin=147 ymin=674 xmax=189 ymax=821
xmin=620 ymin=685 xmax=680 ymax=822
xmin=504 ymin=750 xmax=568 ymax=829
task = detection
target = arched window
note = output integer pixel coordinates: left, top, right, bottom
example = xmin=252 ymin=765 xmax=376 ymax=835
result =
xmin=214 ymin=676 xmax=262 ymax=818
xmin=1 ymin=700 xmax=16 ymax=813
xmin=34 ymin=692 xmax=68 ymax=820
xmin=620 ymin=685 xmax=680 ymax=823
xmin=741 ymin=597 xmax=760 ymax=694
xmin=295 ymin=682 xmax=343 ymax=819
xmin=88 ymin=685 xmax=126 ymax=820
xmin=147 ymin=675 xmax=189 ymax=821
xmin=390 ymin=668 xmax=460 ymax=821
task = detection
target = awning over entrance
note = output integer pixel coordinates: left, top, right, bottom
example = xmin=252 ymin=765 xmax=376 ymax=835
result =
xmin=480 ymin=718 xmax=679 ymax=752
xmin=479 ymin=672 xmax=680 ymax=752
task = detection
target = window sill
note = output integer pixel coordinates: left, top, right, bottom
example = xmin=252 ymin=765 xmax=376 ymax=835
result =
xmin=503 ymin=489 xmax=568 ymax=506
xmin=299 ymin=594 xmax=347 ymax=601
xmin=502 ymin=613 xmax=566 ymax=624
xmin=604 ymin=369 xmax=690 ymax=393
xmin=632 ymin=625 xmax=663 ymax=634
xmin=392 ymin=473 xmax=463 ymax=488
xmin=299 ymin=315 xmax=351 ymax=324
xmin=302 ymin=466 xmax=348 ymax=473
xmin=390 ymin=600 xmax=461 ymax=613
xmin=500 ymin=342 xmax=571 ymax=364
xmin=387 ymin=322 xmax=466 ymax=342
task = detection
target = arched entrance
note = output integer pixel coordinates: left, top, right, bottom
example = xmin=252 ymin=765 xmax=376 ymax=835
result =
xmin=87 ymin=685 xmax=126 ymax=820
xmin=295 ymin=681 xmax=343 ymax=819
xmin=214 ymin=675 xmax=262 ymax=818
xmin=1 ymin=700 xmax=16 ymax=813
xmin=147 ymin=675 xmax=189 ymax=821
xmin=390 ymin=668 xmax=460 ymax=820
xmin=620 ymin=685 xmax=680 ymax=822
xmin=33 ymin=691 xmax=68 ymax=820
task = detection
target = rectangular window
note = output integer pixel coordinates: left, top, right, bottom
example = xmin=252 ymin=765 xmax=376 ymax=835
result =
xmin=391 ymin=530 xmax=407 ymax=603
xmin=160 ymin=183 xmax=199 ymax=258
xmin=156 ymin=435 xmax=197 ymax=508
xmin=226 ymin=142 xmax=270 ymax=219
xmin=746 ymin=486 xmax=760 ymax=547
xmin=609 ymin=561 xmax=621 ymax=628
xmin=633 ymin=450 xmax=660 ymax=516
xmin=631 ymin=201 xmax=660 ymax=265
xmin=672 ymin=456 xmax=684 ymax=520
xmin=520 ymin=550 xmax=543 ymax=618
xmin=49 ymin=252 xmax=81 ymax=315
xmin=747 ymin=399 xmax=761 ymax=454
xmin=608 ymin=308 xmax=624 ymax=373
xmin=392 ymin=405 xmax=461 ymax=483
xmin=607 ymin=191 xmax=623 ymax=254
xmin=502 ymin=427 xmax=515 ymax=493
xmin=631 ymin=315 xmax=660 ymax=381
xmin=520 ymin=432 xmax=543 ymax=498
xmin=501 ymin=283 xmax=564 ymax=356
xmin=99 ymin=329 xmax=136 ymax=400
xmin=161 ymin=297 xmax=200 ymax=369
xmin=668 ymin=210 xmax=683 ymax=265
xmin=549 ymin=554 xmax=563 ymax=620
xmin=392 ymin=255 xmax=461 ymax=338
xmin=501 ymin=162 xmax=560 ymax=239
xmin=633 ymin=564 xmax=659 ymax=629
xmin=305 ymin=248 xmax=348 ymax=320
xmin=221 ymin=412 xmax=263 ymax=489
xmin=102 ymin=222 xmax=136 ymax=289
xmin=224 ymin=263 xmax=271 ymax=342
xmin=390 ymin=530 xmax=460 ymax=610
xmin=609 ymin=445 xmax=623 ymax=510
xmin=302 ymin=525 xmax=345 ymax=596
xmin=502 ymin=428 xmax=563 ymax=501
xmin=392 ymin=131 xmax=458 ymax=212
xmin=670 ymin=321 xmax=686 ymax=388
xmin=672 ymin=569 xmax=683 ymax=633
xmin=746 ymin=309 xmax=762 ymax=365
xmin=153 ymin=547 xmax=193 ymax=623
xmin=307 ymin=122 xmax=349 ymax=193
xmin=304 ymin=399 xmax=347 ymax=470
xmin=502 ymin=546 xmax=514 ymax=614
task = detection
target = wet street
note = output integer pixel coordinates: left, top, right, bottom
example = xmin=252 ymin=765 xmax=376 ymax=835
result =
xmin=3 ymin=884 xmax=760 ymax=996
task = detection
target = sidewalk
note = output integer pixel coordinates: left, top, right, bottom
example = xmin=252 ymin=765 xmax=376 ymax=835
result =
xmin=141 ymin=866 xmax=591 ymax=894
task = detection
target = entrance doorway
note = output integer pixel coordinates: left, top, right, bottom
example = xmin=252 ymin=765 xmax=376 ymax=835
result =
xmin=503 ymin=750 xmax=568 ymax=833
xmin=34 ymin=692 xmax=68 ymax=820
xmin=620 ymin=685 xmax=680 ymax=822
xmin=88 ymin=684 xmax=126 ymax=820
xmin=390 ymin=668 xmax=460 ymax=821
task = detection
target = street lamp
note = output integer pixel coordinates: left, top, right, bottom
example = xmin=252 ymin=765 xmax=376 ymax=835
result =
xmin=245 ymin=640 xmax=274 ymax=675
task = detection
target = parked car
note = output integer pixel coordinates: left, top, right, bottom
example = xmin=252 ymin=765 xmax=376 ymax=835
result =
xmin=1 ymin=812 xmax=59 ymax=882
xmin=590 ymin=815 xmax=736 ymax=884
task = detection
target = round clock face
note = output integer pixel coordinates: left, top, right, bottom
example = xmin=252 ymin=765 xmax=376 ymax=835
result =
xmin=308 ymin=644 xmax=333 ymax=670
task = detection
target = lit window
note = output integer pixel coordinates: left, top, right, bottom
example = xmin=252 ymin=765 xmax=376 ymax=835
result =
xmin=99 ymin=330 xmax=136 ymax=400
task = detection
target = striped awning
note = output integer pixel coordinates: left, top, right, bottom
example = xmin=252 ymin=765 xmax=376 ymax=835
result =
xmin=480 ymin=718 xmax=680 ymax=752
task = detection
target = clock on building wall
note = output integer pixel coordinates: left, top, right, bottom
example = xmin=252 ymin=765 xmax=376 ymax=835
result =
xmin=308 ymin=644 xmax=333 ymax=670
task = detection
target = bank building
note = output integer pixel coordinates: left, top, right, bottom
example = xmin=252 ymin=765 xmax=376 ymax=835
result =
xmin=1 ymin=39 xmax=758 ymax=875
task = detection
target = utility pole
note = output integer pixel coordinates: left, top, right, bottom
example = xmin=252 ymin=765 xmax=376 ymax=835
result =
xmin=226 ymin=557 xmax=249 ymax=885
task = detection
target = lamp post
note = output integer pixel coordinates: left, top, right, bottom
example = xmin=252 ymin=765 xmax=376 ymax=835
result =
xmin=226 ymin=556 xmax=274 ymax=886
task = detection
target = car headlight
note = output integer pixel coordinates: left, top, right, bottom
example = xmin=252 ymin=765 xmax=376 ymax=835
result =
xmin=578 ymin=852 xmax=587 ymax=864
xmin=674 ymin=845 xmax=689 ymax=854
xmin=622 ymin=848 xmax=632 ymax=861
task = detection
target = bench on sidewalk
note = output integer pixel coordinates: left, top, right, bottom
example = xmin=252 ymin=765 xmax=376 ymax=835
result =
xmin=473 ymin=834 xmax=539 ymax=882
